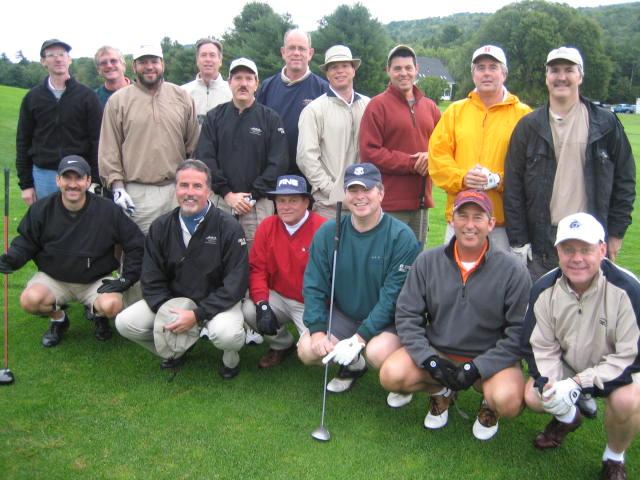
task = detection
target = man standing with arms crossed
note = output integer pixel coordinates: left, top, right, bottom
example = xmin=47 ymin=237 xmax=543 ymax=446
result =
xmin=17 ymin=39 xmax=102 ymax=204
xmin=181 ymin=38 xmax=232 ymax=126
xmin=242 ymin=175 xmax=326 ymax=368
xmin=257 ymin=29 xmax=329 ymax=176
xmin=297 ymin=45 xmax=369 ymax=219
xmin=429 ymin=45 xmax=531 ymax=249
xmin=359 ymin=45 xmax=440 ymax=246
xmin=99 ymin=43 xmax=200 ymax=234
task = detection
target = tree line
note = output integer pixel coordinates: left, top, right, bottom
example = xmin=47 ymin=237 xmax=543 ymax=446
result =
xmin=0 ymin=1 xmax=638 ymax=106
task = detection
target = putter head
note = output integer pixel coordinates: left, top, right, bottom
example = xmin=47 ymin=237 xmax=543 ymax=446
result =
xmin=0 ymin=368 xmax=14 ymax=385
xmin=311 ymin=426 xmax=330 ymax=442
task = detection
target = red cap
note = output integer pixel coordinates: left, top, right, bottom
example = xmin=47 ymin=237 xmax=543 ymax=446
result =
xmin=453 ymin=190 xmax=493 ymax=215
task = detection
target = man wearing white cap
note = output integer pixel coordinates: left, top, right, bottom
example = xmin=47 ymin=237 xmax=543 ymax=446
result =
xmin=522 ymin=212 xmax=640 ymax=480
xmin=430 ymin=45 xmax=531 ymax=250
xmin=99 ymin=43 xmax=200 ymax=234
xmin=505 ymin=46 xmax=635 ymax=276
xmin=359 ymin=44 xmax=441 ymax=246
xmin=195 ymin=57 xmax=288 ymax=248
xmin=297 ymin=45 xmax=370 ymax=219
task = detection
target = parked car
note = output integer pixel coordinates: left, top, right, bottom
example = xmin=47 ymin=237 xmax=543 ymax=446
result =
xmin=613 ymin=104 xmax=636 ymax=114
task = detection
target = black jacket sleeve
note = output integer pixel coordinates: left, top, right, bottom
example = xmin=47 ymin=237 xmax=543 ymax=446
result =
xmin=6 ymin=204 xmax=42 ymax=269
xmin=141 ymin=222 xmax=174 ymax=312
xmin=195 ymin=108 xmax=231 ymax=197
xmin=116 ymin=210 xmax=145 ymax=284
xmin=504 ymin=118 xmax=530 ymax=247
xmin=16 ymin=92 xmax=35 ymax=190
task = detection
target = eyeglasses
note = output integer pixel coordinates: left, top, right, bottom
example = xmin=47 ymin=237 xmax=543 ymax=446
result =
xmin=44 ymin=52 xmax=68 ymax=59
xmin=98 ymin=58 xmax=121 ymax=67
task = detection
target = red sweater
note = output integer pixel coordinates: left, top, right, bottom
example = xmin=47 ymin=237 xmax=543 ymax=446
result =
xmin=359 ymin=85 xmax=441 ymax=211
xmin=249 ymin=212 xmax=326 ymax=304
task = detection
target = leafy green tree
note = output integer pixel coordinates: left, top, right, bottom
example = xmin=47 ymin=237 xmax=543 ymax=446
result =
xmin=71 ymin=57 xmax=101 ymax=89
xmin=222 ymin=2 xmax=295 ymax=80
xmin=312 ymin=3 xmax=392 ymax=97
xmin=416 ymin=76 xmax=449 ymax=104
xmin=161 ymin=37 xmax=196 ymax=85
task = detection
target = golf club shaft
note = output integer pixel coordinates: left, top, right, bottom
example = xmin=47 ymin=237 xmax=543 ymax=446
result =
xmin=418 ymin=176 xmax=426 ymax=245
xmin=318 ymin=201 xmax=343 ymax=429
xmin=4 ymin=168 xmax=9 ymax=370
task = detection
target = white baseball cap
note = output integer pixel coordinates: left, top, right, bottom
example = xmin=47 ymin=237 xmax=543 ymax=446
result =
xmin=472 ymin=45 xmax=507 ymax=67
xmin=546 ymin=47 xmax=584 ymax=71
xmin=229 ymin=57 xmax=259 ymax=79
xmin=554 ymin=213 xmax=605 ymax=246
xmin=133 ymin=44 xmax=163 ymax=60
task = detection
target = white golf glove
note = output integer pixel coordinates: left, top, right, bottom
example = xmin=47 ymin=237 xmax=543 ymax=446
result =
xmin=479 ymin=167 xmax=500 ymax=190
xmin=542 ymin=378 xmax=581 ymax=416
xmin=322 ymin=334 xmax=365 ymax=366
xmin=511 ymin=243 xmax=532 ymax=265
xmin=113 ymin=188 xmax=136 ymax=216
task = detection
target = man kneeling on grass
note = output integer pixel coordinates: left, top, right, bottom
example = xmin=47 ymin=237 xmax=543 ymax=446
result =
xmin=0 ymin=156 xmax=143 ymax=346
xmin=298 ymin=163 xmax=421 ymax=407
xmin=116 ymin=160 xmax=249 ymax=379
xmin=380 ymin=190 xmax=531 ymax=440
xmin=522 ymin=213 xmax=640 ymax=480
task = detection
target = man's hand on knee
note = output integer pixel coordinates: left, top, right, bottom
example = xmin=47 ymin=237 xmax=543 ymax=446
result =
xmin=310 ymin=332 xmax=333 ymax=358
xmin=423 ymin=355 xmax=459 ymax=390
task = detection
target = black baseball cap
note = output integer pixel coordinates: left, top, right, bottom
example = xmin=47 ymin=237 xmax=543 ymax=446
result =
xmin=40 ymin=39 xmax=72 ymax=58
xmin=58 ymin=155 xmax=91 ymax=177
xmin=344 ymin=163 xmax=382 ymax=190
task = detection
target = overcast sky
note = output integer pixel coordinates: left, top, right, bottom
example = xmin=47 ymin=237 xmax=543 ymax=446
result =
xmin=2 ymin=0 xmax=634 ymax=61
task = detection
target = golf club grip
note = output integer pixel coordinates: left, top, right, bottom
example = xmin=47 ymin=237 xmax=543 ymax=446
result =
xmin=334 ymin=201 xmax=342 ymax=247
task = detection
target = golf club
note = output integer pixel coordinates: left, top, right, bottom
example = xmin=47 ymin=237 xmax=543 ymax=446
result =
xmin=418 ymin=176 xmax=427 ymax=247
xmin=1 ymin=167 xmax=14 ymax=385
xmin=311 ymin=201 xmax=342 ymax=442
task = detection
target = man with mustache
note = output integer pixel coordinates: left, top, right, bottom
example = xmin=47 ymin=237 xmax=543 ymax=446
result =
xmin=99 ymin=44 xmax=200 ymax=234
xmin=196 ymin=58 xmax=288 ymax=248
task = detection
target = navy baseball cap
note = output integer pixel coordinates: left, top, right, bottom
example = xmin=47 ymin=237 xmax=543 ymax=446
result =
xmin=58 ymin=155 xmax=91 ymax=177
xmin=267 ymin=175 xmax=311 ymax=197
xmin=40 ymin=39 xmax=71 ymax=58
xmin=344 ymin=163 xmax=382 ymax=190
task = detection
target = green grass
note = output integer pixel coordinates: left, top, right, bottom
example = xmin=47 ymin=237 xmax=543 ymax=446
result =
xmin=0 ymin=85 xmax=638 ymax=479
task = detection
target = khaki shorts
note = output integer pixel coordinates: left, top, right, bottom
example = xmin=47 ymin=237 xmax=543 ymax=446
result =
xmin=27 ymin=271 xmax=114 ymax=310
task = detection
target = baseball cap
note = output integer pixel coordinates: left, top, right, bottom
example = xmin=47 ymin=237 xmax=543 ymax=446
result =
xmin=133 ymin=44 xmax=163 ymax=61
xmin=57 ymin=155 xmax=91 ymax=176
xmin=387 ymin=44 xmax=416 ymax=67
xmin=320 ymin=45 xmax=361 ymax=72
xmin=453 ymin=190 xmax=493 ymax=215
xmin=229 ymin=57 xmax=259 ymax=79
xmin=40 ymin=39 xmax=71 ymax=58
xmin=344 ymin=163 xmax=382 ymax=190
xmin=554 ymin=213 xmax=605 ymax=246
xmin=546 ymin=47 xmax=584 ymax=71
xmin=267 ymin=175 xmax=311 ymax=197
xmin=153 ymin=298 xmax=200 ymax=360
xmin=472 ymin=45 xmax=507 ymax=67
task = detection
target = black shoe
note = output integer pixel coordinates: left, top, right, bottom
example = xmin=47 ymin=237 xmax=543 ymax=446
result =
xmin=219 ymin=364 xmax=240 ymax=379
xmin=42 ymin=318 xmax=70 ymax=347
xmin=577 ymin=393 xmax=598 ymax=419
xmin=160 ymin=355 xmax=187 ymax=370
xmin=94 ymin=316 xmax=113 ymax=341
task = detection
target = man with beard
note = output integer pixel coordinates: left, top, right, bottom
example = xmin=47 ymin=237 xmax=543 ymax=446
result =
xmin=99 ymin=44 xmax=200 ymax=234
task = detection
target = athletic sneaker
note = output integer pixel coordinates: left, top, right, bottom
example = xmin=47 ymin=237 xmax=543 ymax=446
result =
xmin=601 ymin=459 xmax=627 ymax=480
xmin=424 ymin=389 xmax=454 ymax=429
xmin=472 ymin=399 xmax=499 ymax=440
xmin=534 ymin=409 xmax=583 ymax=449
xmin=42 ymin=317 xmax=70 ymax=347
xmin=387 ymin=392 xmax=413 ymax=408
xmin=326 ymin=357 xmax=368 ymax=393
xmin=578 ymin=393 xmax=598 ymax=419
xmin=245 ymin=328 xmax=264 ymax=345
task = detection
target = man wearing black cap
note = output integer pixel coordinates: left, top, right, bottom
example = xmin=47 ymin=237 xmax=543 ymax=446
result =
xmin=380 ymin=190 xmax=531 ymax=440
xmin=16 ymin=39 xmax=102 ymax=206
xmin=0 ymin=155 xmax=144 ymax=347
xmin=299 ymin=163 xmax=420 ymax=405
xmin=242 ymin=175 xmax=326 ymax=368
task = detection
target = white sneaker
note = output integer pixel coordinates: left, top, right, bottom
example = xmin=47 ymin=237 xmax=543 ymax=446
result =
xmin=245 ymin=328 xmax=264 ymax=345
xmin=424 ymin=389 xmax=453 ymax=429
xmin=472 ymin=400 xmax=499 ymax=440
xmin=387 ymin=392 xmax=413 ymax=408
xmin=326 ymin=362 xmax=368 ymax=393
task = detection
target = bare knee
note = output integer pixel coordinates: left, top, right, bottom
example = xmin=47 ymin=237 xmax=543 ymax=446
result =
xmin=606 ymin=384 xmax=640 ymax=419
xmin=94 ymin=293 xmax=123 ymax=319
xmin=20 ymin=285 xmax=54 ymax=314
xmin=297 ymin=334 xmax=319 ymax=366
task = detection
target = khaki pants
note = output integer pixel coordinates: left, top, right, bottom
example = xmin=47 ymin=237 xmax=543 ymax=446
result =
xmin=126 ymin=182 xmax=178 ymax=235
xmin=388 ymin=209 xmax=429 ymax=249
xmin=115 ymin=299 xmax=245 ymax=357
xmin=210 ymin=194 xmax=273 ymax=248
xmin=242 ymin=291 xmax=307 ymax=350
xmin=27 ymin=272 xmax=113 ymax=311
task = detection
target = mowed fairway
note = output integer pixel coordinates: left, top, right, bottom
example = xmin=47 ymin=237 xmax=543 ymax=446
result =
xmin=0 ymin=85 xmax=638 ymax=479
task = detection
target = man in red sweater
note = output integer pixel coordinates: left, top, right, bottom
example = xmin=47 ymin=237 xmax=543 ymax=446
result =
xmin=242 ymin=175 xmax=326 ymax=368
xmin=359 ymin=44 xmax=441 ymax=246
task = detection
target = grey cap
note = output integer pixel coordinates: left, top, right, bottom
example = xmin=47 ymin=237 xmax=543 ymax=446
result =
xmin=57 ymin=155 xmax=91 ymax=176
xmin=40 ymin=39 xmax=71 ymax=58
xmin=153 ymin=298 xmax=200 ymax=360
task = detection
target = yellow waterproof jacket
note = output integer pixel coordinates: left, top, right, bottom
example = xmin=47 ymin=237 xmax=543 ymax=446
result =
xmin=428 ymin=91 xmax=531 ymax=225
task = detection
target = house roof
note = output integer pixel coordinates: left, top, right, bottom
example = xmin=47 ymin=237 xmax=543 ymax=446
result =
xmin=416 ymin=56 xmax=455 ymax=84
